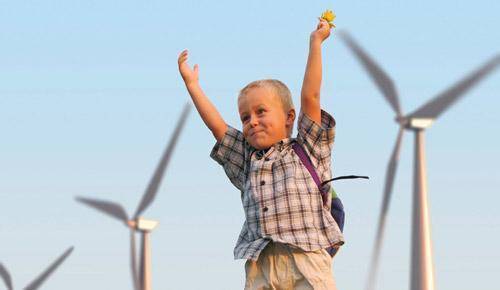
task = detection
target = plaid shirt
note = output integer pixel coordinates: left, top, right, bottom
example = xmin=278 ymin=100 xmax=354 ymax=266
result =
xmin=211 ymin=110 xmax=344 ymax=261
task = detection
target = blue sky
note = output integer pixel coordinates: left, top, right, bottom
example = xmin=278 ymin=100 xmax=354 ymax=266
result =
xmin=1 ymin=0 xmax=499 ymax=289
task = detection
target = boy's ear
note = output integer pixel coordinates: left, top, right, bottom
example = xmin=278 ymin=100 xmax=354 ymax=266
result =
xmin=286 ymin=109 xmax=296 ymax=127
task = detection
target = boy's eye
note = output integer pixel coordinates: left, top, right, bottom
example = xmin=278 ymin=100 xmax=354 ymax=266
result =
xmin=241 ymin=115 xmax=249 ymax=122
xmin=257 ymin=108 xmax=266 ymax=114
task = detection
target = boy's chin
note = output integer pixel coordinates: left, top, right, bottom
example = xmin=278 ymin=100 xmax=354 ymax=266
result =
xmin=248 ymin=139 xmax=272 ymax=150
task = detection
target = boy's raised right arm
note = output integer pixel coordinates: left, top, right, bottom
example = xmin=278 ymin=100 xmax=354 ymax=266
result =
xmin=178 ymin=50 xmax=227 ymax=142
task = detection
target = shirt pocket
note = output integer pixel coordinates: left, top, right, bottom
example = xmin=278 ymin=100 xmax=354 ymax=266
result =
xmin=271 ymin=154 xmax=296 ymax=195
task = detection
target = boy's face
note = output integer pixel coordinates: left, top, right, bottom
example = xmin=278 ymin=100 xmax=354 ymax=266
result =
xmin=238 ymin=87 xmax=294 ymax=150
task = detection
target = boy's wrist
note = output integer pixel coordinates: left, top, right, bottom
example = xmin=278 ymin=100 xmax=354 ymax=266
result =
xmin=309 ymin=39 xmax=323 ymax=52
xmin=185 ymin=80 xmax=200 ymax=89
xmin=309 ymin=35 xmax=323 ymax=46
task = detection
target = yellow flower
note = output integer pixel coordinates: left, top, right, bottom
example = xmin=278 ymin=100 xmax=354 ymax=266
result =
xmin=321 ymin=9 xmax=336 ymax=28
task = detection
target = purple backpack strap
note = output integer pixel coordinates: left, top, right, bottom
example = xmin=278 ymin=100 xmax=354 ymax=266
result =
xmin=293 ymin=141 xmax=345 ymax=257
xmin=292 ymin=142 xmax=328 ymax=205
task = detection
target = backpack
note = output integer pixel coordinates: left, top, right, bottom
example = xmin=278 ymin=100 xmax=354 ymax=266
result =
xmin=292 ymin=142 xmax=368 ymax=257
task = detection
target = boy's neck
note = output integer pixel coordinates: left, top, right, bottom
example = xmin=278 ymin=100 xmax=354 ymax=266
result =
xmin=255 ymin=137 xmax=293 ymax=155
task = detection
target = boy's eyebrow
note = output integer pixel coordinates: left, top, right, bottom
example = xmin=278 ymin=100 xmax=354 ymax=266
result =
xmin=239 ymin=103 xmax=269 ymax=117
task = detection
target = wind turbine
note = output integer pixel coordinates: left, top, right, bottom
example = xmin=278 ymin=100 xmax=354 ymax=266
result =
xmin=339 ymin=31 xmax=500 ymax=290
xmin=75 ymin=104 xmax=190 ymax=290
xmin=0 ymin=246 xmax=73 ymax=290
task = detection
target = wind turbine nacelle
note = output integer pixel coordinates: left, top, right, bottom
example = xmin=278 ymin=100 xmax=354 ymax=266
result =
xmin=406 ymin=118 xmax=434 ymax=130
xmin=137 ymin=218 xmax=159 ymax=231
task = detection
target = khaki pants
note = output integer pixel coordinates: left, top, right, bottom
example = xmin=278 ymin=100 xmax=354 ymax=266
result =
xmin=244 ymin=242 xmax=337 ymax=290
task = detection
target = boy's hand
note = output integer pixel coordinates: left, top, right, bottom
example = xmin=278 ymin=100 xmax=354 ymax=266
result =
xmin=310 ymin=18 xmax=331 ymax=43
xmin=178 ymin=50 xmax=199 ymax=86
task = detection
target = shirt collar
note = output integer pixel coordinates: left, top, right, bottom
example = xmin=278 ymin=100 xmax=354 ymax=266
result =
xmin=252 ymin=138 xmax=294 ymax=159
xmin=274 ymin=138 xmax=293 ymax=152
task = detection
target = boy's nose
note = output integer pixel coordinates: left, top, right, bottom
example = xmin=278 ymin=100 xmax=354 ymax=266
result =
xmin=250 ymin=116 xmax=258 ymax=127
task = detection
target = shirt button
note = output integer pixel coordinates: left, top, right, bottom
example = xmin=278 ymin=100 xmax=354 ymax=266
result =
xmin=260 ymin=180 xmax=265 ymax=186
xmin=263 ymin=207 xmax=268 ymax=212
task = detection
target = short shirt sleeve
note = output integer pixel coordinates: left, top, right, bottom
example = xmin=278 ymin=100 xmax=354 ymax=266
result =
xmin=210 ymin=125 xmax=250 ymax=191
xmin=297 ymin=110 xmax=336 ymax=181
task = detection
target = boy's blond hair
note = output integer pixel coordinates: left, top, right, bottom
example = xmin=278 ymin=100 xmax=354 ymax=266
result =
xmin=238 ymin=79 xmax=295 ymax=113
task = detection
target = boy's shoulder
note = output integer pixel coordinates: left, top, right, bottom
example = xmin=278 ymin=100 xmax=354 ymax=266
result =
xmin=298 ymin=109 xmax=335 ymax=128
xmin=297 ymin=109 xmax=336 ymax=144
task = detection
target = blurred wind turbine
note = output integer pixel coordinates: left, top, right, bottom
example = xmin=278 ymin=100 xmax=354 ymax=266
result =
xmin=75 ymin=104 xmax=190 ymax=290
xmin=339 ymin=31 xmax=500 ymax=290
xmin=0 ymin=246 xmax=73 ymax=290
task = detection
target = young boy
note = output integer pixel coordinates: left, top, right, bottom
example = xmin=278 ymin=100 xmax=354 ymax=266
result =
xmin=178 ymin=18 xmax=343 ymax=289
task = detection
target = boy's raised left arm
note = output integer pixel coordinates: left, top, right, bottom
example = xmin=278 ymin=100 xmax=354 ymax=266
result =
xmin=300 ymin=18 xmax=332 ymax=124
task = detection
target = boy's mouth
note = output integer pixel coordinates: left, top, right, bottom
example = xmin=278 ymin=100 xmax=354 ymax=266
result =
xmin=250 ymin=130 xmax=264 ymax=137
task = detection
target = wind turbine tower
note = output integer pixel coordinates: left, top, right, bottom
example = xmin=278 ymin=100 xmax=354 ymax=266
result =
xmin=76 ymin=104 xmax=190 ymax=290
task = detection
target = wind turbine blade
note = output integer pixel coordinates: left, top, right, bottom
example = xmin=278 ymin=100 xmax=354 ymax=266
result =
xmin=130 ymin=229 xmax=140 ymax=290
xmin=0 ymin=263 xmax=13 ymax=290
xmin=339 ymin=31 xmax=402 ymax=116
xmin=365 ymin=127 xmax=404 ymax=290
xmin=408 ymin=54 xmax=500 ymax=119
xmin=23 ymin=246 xmax=74 ymax=290
xmin=133 ymin=104 xmax=191 ymax=218
xmin=75 ymin=196 xmax=129 ymax=223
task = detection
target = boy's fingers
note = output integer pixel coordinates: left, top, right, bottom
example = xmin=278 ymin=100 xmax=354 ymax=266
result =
xmin=318 ymin=19 xmax=330 ymax=29
xmin=316 ymin=19 xmax=330 ymax=31
xmin=194 ymin=64 xmax=199 ymax=72
xmin=180 ymin=60 xmax=188 ymax=67
xmin=178 ymin=50 xmax=188 ymax=60
xmin=178 ymin=55 xmax=187 ymax=63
